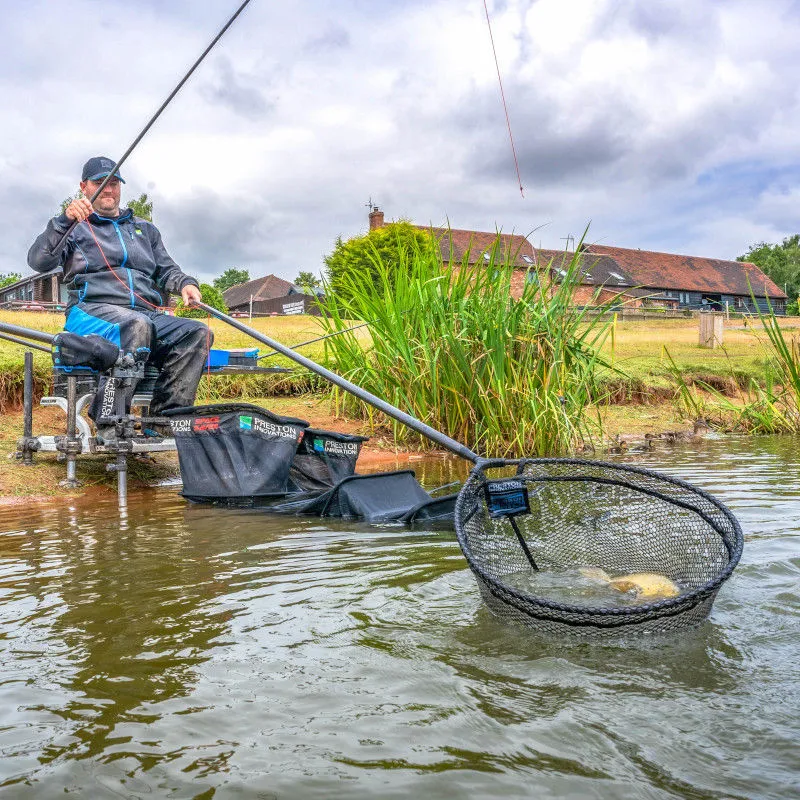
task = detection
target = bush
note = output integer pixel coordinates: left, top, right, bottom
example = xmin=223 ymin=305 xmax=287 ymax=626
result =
xmin=324 ymin=221 xmax=436 ymax=302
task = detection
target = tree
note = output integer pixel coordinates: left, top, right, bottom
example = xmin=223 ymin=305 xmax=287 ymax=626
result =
xmin=127 ymin=193 xmax=153 ymax=221
xmin=60 ymin=192 xmax=81 ymax=214
xmin=293 ymin=270 xmax=321 ymax=294
xmin=324 ymin=221 xmax=436 ymax=300
xmin=0 ymin=272 xmax=22 ymax=288
xmin=213 ymin=268 xmax=250 ymax=292
xmin=175 ymin=284 xmax=228 ymax=319
xmin=738 ymin=235 xmax=800 ymax=308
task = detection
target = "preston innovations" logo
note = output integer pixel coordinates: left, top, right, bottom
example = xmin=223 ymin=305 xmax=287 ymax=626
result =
xmin=240 ymin=416 xmax=300 ymax=440
xmin=313 ymin=438 xmax=360 ymax=456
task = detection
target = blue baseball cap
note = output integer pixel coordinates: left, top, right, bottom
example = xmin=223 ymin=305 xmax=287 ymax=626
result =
xmin=81 ymin=156 xmax=125 ymax=183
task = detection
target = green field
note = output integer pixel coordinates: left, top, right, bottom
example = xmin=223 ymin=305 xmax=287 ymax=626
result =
xmin=598 ymin=316 xmax=792 ymax=397
xmin=0 ymin=310 xmax=790 ymax=411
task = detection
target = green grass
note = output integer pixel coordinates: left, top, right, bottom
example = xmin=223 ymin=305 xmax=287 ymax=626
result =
xmin=596 ymin=316 xmax=781 ymax=400
xmin=0 ymin=310 xmax=343 ymax=407
xmin=703 ymin=307 xmax=800 ymax=433
xmin=3 ymin=303 xmax=797 ymax=442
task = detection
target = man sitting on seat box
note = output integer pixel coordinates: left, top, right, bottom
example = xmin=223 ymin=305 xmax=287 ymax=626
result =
xmin=27 ymin=156 xmax=211 ymax=438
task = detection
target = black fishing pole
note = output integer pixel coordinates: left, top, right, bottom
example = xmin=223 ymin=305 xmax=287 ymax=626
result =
xmin=54 ymin=0 xmax=254 ymax=253
xmin=196 ymin=302 xmax=481 ymax=463
xmin=0 ymin=332 xmax=51 ymax=353
xmin=0 ymin=321 xmax=55 ymax=345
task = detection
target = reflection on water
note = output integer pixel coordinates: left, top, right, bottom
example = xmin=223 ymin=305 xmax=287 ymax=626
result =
xmin=0 ymin=438 xmax=798 ymax=799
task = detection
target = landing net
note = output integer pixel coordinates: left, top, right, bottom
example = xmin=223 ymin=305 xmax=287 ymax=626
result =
xmin=455 ymin=458 xmax=743 ymax=636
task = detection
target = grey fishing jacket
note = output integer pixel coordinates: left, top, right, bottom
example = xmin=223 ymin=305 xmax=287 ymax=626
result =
xmin=27 ymin=209 xmax=199 ymax=310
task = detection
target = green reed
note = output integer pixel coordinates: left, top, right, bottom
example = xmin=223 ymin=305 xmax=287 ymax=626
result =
xmin=723 ymin=302 xmax=800 ymax=433
xmin=663 ymin=299 xmax=800 ymax=434
xmin=318 ymin=229 xmax=618 ymax=457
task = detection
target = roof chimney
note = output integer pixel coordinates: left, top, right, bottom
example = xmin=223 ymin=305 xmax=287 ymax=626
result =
xmin=369 ymin=207 xmax=385 ymax=230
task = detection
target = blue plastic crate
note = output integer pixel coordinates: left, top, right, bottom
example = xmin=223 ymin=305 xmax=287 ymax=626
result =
xmin=206 ymin=348 xmax=260 ymax=371
xmin=206 ymin=349 xmax=230 ymax=369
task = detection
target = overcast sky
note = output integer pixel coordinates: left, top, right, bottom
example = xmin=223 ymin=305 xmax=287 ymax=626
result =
xmin=4 ymin=0 xmax=800 ymax=285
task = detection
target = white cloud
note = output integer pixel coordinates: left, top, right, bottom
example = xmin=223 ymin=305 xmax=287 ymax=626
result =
xmin=3 ymin=0 xmax=800 ymax=287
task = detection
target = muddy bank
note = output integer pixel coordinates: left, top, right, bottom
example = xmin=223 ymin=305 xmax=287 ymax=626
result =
xmin=0 ymin=394 xmax=707 ymax=504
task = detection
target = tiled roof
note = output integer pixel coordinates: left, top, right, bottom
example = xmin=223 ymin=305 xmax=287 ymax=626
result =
xmin=405 ymin=212 xmax=786 ymax=300
xmin=582 ymin=244 xmax=786 ymax=298
xmin=529 ymin=248 xmax=634 ymax=287
xmin=223 ymin=274 xmax=296 ymax=309
xmin=423 ymin=227 xmax=535 ymax=268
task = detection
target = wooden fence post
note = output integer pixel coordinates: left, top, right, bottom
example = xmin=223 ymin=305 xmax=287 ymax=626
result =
xmin=699 ymin=312 xmax=724 ymax=348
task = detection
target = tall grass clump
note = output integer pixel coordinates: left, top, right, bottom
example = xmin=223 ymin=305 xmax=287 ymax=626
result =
xmin=318 ymin=229 xmax=619 ymax=457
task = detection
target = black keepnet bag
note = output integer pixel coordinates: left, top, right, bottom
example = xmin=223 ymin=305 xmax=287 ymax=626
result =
xmin=163 ymin=403 xmax=309 ymax=501
xmin=288 ymin=428 xmax=370 ymax=492
xmin=274 ymin=470 xmax=434 ymax=522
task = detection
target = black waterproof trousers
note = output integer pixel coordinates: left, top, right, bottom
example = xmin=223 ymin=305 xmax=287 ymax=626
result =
xmin=64 ymin=302 xmax=213 ymax=420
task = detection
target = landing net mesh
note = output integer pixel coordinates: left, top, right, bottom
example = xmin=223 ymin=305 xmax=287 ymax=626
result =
xmin=454 ymin=459 xmax=743 ymax=636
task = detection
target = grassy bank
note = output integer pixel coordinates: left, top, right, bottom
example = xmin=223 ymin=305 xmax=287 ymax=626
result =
xmin=2 ymin=308 xmax=794 ymax=411
xmin=598 ymin=316 xmax=791 ymax=401
xmin=1 ymin=308 xmax=796 ymax=441
xmin=3 ymin=306 xmax=793 ymax=502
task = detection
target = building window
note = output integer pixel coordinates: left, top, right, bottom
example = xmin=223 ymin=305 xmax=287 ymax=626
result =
xmin=525 ymin=270 xmax=538 ymax=285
